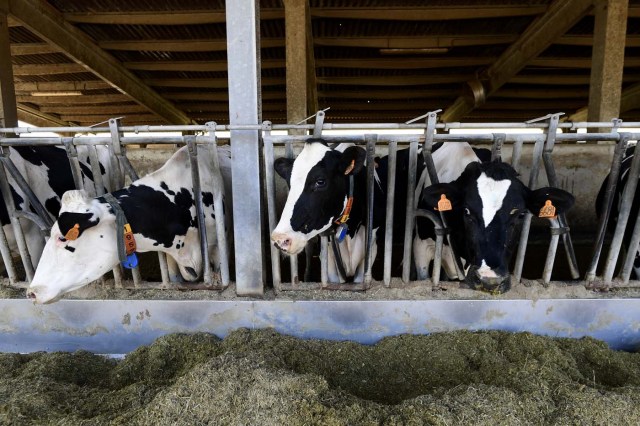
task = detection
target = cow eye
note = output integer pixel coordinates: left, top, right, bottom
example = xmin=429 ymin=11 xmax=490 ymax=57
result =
xmin=315 ymin=178 xmax=326 ymax=189
xmin=464 ymin=208 xmax=471 ymax=216
xmin=510 ymin=208 xmax=519 ymax=215
xmin=58 ymin=236 xmax=67 ymax=243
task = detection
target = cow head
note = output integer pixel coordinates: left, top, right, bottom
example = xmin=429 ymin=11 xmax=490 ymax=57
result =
xmin=27 ymin=190 xmax=119 ymax=304
xmin=421 ymin=161 xmax=574 ymax=293
xmin=271 ymin=139 xmax=365 ymax=254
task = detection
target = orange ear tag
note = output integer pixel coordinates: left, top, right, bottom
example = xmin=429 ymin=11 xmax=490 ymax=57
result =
xmin=64 ymin=223 xmax=80 ymax=241
xmin=123 ymin=223 xmax=137 ymax=255
xmin=436 ymin=194 xmax=452 ymax=212
xmin=538 ymin=200 xmax=557 ymax=218
xmin=344 ymin=159 xmax=355 ymax=175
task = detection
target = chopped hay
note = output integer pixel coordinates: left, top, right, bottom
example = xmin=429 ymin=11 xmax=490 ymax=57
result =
xmin=2 ymin=329 xmax=640 ymax=425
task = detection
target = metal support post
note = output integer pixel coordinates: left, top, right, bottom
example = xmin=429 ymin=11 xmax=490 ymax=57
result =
xmin=363 ymin=134 xmax=376 ymax=285
xmin=383 ymin=140 xmax=397 ymax=287
xmin=226 ymin=0 xmax=264 ymax=296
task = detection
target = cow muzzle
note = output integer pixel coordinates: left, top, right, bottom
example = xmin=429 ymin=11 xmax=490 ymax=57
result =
xmin=467 ymin=265 xmax=511 ymax=294
xmin=271 ymin=231 xmax=306 ymax=255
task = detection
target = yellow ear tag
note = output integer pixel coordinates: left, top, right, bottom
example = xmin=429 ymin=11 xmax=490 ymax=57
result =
xmin=437 ymin=194 xmax=452 ymax=212
xmin=64 ymin=223 xmax=80 ymax=241
xmin=344 ymin=159 xmax=355 ymax=175
xmin=538 ymin=199 xmax=557 ymax=218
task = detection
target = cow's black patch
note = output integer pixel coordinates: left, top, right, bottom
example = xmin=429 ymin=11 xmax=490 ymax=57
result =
xmin=14 ymin=146 xmax=77 ymax=202
xmin=160 ymin=182 xmax=176 ymax=196
xmin=64 ymin=245 xmax=76 ymax=253
xmin=0 ymin=186 xmax=24 ymax=226
xmin=45 ymin=197 xmax=61 ymax=217
xmin=113 ymin=184 xmax=195 ymax=248
xmin=202 ymin=191 xmax=213 ymax=207
xmin=58 ymin=212 xmax=100 ymax=238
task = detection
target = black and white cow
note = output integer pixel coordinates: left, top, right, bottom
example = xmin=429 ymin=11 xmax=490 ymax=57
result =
xmin=26 ymin=145 xmax=232 ymax=304
xmin=596 ymin=145 xmax=640 ymax=278
xmin=420 ymin=160 xmax=575 ymax=292
xmin=272 ymin=139 xmax=385 ymax=282
xmin=0 ymin=145 xmax=114 ymax=269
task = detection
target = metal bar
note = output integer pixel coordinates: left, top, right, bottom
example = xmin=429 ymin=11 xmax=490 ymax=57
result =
xmin=320 ymin=236 xmax=328 ymax=285
xmin=511 ymin=136 xmax=524 ymax=172
xmin=414 ymin=209 xmax=445 ymax=286
xmin=206 ymin=122 xmax=230 ymax=288
xmin=491 ymin=133 xmax=506 ymax=162
xmin=541 ymin=114 xmax=579 ymax=280
xmin=542 ymin=219 xmax=561 ymax=285
xmin=383 ymin=141 xmax=397 ymax=287
xmin=262 ymin=123 xmax=282 ymax=290
xmin=226 ymin=0 xmax=264 ymax=296
xmin=401 ymin=140 xmax=418 ymax=283
xmin=86 ymin=144 xmax=105 ymax=198
xmin=0 ymin=164 xmax=33 ymax=281
xmin=363 ymin=134 xmax=376 ymax=284
xmin=513 ymin=136 xmax=546 ymax=283
xmin=604 ymin=134 xmax=640 ymax=284
xmin=62 ymin=138 xmax=84 ymax=190
xmin=620 ymin=205 xmax=640 ymax=283
xmin=0 ymin=217 xmax=17 ymax=284
xmin=586 ymin=134 xmax=630 ymax=281
xmin=186 ymin=136 xmax=214 ymax=287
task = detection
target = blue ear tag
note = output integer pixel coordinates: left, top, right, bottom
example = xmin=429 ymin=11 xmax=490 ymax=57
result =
xmin=336 ymin=224 xmax=349 ymax=242
xmin=121 ymin=252 xmax=138 ymax=269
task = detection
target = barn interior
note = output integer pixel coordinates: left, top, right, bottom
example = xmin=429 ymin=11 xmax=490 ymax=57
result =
xmin=1 ymin=1 xmax=640 ymax=354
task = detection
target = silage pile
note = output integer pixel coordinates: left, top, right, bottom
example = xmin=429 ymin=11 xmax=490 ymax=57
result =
xmin=2 ymin=329 xmax=640 ymax=425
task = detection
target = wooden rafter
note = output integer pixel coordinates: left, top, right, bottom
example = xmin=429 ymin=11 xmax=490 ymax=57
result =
xmin=63 ymin=9 xmax=283 ymax=25
xmin=441 ymin=0 xmax=595 ymax=122
xmin=4 ymin=0 xmax=191 ymax=124
xmin=99 ymin=38 xmax=284 ymax=52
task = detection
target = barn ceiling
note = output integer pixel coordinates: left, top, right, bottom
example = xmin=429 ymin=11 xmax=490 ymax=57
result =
xmin=5 ymin=0 xmax=640 ymax=126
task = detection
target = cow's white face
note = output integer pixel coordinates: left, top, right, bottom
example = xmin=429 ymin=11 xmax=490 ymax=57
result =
xmin=271 ymin=139 xmax=365 ymax=255
xmin=27 ymin=190 xmax=118 ymax=304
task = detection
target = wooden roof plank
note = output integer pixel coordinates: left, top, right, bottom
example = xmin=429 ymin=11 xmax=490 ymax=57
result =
xmin=99 ymin=38 xmax=284 ymax=52
xmin=63 ymin=9 xmax=284 ymax=25
xmin=442 ymin=0 xmax=594 ymax=122
xmin=311 ymin=5 xmax=548 ymax=20
xmin=6 ymin=0 xmax=191 ymax=124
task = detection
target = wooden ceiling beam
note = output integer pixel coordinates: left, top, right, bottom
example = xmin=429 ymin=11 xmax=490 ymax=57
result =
xmin=311 ymin=6 xmax=547 ymax=20
xmin=39 ymin=105 xmax=149 ymax=114
xmin=163 ymin=92 xmax=283 ymax=101
xmin=63 ymin=9 xmax=283 ymax=25
xmin=5 ymin=0 xmax=191 ymax=124
xmin=16 ymin=104 xmax=71 ymax=126
xmin=494 ymin=87 xmax=587 ymax=99
xmin=144 ymin=77 xmax=285 ymax=88
xmin=16 ymin=94 xmax=131 ymax=104
xmin=99 ymin=38 xmax=284 ymax=52
xmin=10 ymin=43 xmax=59 ymax=55
xmin=12 ymin=63 xmax=87 ymax=75
xmin=123 ymin=59 xmax=284 ymax=72
xmin=318 ymin=88 xmax=456 ymax=99
xmin=315 ymin=35 xmax=517 ymax=48
xmin=14 ymin=81 xmax=112 ymax=91
xmin=442 ymin=0 xmax=594 ymax=122
xmin=316 ymin=57 xmax=494 ymax=69
xmin=60 ymin=113 xmax=161 ymax=123
xmin=317 ymin=75 xmax=470 ymax=86
xmin=570 ymin=80 xmax=640 ymax=121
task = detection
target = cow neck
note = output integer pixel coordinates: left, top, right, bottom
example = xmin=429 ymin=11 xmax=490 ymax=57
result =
xmin=102 ymin=192 xmax=137 ymax=265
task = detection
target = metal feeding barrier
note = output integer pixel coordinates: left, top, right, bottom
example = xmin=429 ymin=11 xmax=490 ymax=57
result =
xmin=262 ymin=111 xmax=640 ymax=292
xmin=1 ymin=113 xmax=640 ymax=294
xmin=0 ymin=119 xmax=230 ymax=290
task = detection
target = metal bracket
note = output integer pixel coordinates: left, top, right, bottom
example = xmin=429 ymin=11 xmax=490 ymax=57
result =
xmin=313 ymin=110 xmax=325 ymax=138
xmin=491 ymin=133 xmax=506 ymax=162
xmin=406 ymin=109 xmax=442 ymax=125
xmin=296 ymin=107 xmax=330 ymax=125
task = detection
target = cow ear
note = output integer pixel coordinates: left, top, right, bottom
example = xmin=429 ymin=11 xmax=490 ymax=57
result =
xmin=421 ymin=183 xmax=463 ymax=211
xmin=274 ymin=157 xmax=294 ymax=186
xmin=527 ymin=187 xmax=575 ymax=216
xmin=339 ymin=146 xmax=366 ymax=176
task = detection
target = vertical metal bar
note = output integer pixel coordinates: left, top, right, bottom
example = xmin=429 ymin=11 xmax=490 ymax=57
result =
xmin=206 ymin=122 xmax=230 ymax=288
xmin=586 ymin=134 xmax=629 ymax=281
xmin=86 ymin=144 xmax=105 ymax=198
xmin=320 ymin=235 xmax=328 ymax=285
xmin=0 ymin=217 xmax=16 ymax=284
xmin=542 ymin=219 xmax=561 ymax=285
xmin=383 ymin=140 xmax=397 ymax=287
xmin=0 ymin=164 xmax=33 ymax=281
xmin=432 ymin=233 xmax=442 ymax=286
xmin=262 ymin=122 xmax=282 ymax=290
xmin=620 ymin=207 xmax=640 ymax=283
xmin=157 ymin=250 xmax=170 ymax=285
xmin=186 ymin=136 xmax=213 ymax=286
xmin=401 ymin=140 xmax=418 ymax=283
xmin=226 ymin=0 xmax=264 ymax=296
xmin=491 ymin=133 xmax=505 ymax=162
xmin=286 ymin=136 xmax=298 ymax=285
xmin=363 ymin=134 xmax=376 ymax=284
xmin=541 ymin=114 xmax=579 ymax=279
xmin=604 ymin=133 xmax=640 ymax=284
xmin=62 ymin=138 xmax=84 ymax=190
xmin=513 ymin=136 xmax=545 ymax=283
xmin=511 ymin=136 xmax=524 ymax=172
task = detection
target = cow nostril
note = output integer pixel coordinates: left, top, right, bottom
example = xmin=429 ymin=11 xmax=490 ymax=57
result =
xmin=27 ymin=291 xmax=36 ymax=299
